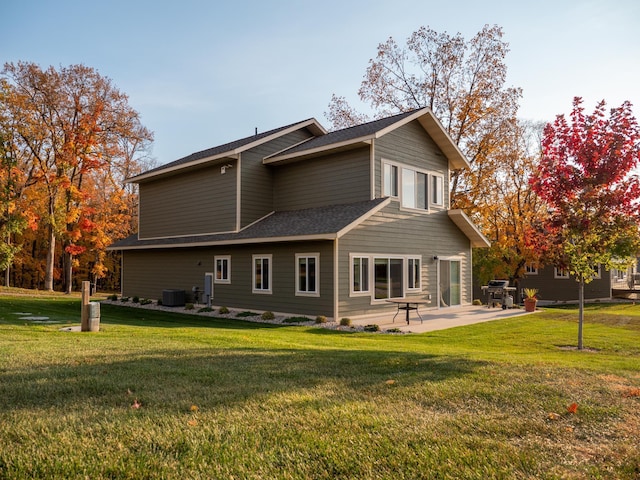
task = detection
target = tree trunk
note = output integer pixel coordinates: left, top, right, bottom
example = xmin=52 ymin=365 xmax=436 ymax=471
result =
xmin=44 ymin=226 xmax=55 ymax=291
xmin=578 ymin=276 xmax=584 ymax=350
xmin=63 ymin=249 xmax=73 ymax=294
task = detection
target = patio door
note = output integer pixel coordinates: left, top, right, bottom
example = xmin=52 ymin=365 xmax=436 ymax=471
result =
xmin=439 ymin=259 xmax=461 ymax=307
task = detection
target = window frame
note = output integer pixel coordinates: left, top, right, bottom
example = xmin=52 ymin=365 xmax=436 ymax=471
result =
xmin=214 ymin=255 xmax=231 ymax=284
xmin=407 ymin=256 xmax=422 ymax=291
xmin=295 ymin=253 xmax=320 ymax=297
xmin=382 ymin=159 xmax=445 ymax=211
xmin=525 ymin=264 xmax=539 ymax=275
xmin=252 ymin=254 xmax=272 ymax=294
xmin=350 ymin=255 xmax=371 ymax=295
xmin=554 ymin=267 xmax=570 ymax=279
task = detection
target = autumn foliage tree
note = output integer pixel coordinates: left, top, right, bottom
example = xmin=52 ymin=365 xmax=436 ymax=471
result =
xmin=327 ymin=24 xmax=522 ymax=212
xmin=530 ymin=98 xmax=640 ymax=349
xmin=0 ymin=62 xmax=153 ymax=292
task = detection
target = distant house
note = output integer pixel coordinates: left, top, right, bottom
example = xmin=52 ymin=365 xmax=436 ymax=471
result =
xmin=108 ymin=108 xmax=490 ymax=320
xmin=518 ymin=265 xmax=612 ymax=304
xmin=475 ymin=264 xmax=613 ymax=305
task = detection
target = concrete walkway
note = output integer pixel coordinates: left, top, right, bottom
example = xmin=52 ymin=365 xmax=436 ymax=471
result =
xmin=351 ymin=305 xmax=534 ymax=333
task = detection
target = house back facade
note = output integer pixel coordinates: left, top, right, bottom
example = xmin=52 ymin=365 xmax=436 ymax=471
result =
xmin=109 ymin=109 xmax=490 ymax=320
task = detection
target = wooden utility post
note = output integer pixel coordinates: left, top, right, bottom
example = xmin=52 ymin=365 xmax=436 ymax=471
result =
xmin=81 ymin=281 xmax=90 ymax=331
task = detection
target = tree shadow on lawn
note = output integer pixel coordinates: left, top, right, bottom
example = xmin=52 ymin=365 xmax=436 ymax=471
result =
xmin=0 ymin=347 xmax=487 ymax=413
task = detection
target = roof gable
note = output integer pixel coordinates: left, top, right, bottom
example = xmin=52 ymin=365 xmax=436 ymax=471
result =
xmin=128 ymin=118 xmax=327 ymax=183
xmin=264 ymin=108 xmax=470 ymax=170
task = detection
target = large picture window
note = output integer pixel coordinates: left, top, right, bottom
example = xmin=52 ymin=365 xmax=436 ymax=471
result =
xmin=383 ymin=160 xmax=443 ymax=210
xmin=214 ymin=256 xmax=230 ymax=284
xmin=253 ymin=255 xmax=272 ymax=293
xmin=296 ymin=254 xmax=319 ymax=296
xmin=374 ymin=257 xmax=404 ymax=300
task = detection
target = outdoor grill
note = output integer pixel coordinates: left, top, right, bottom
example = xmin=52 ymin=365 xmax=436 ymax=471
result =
xmin=481 ymin=280 xmax=515 ymax=309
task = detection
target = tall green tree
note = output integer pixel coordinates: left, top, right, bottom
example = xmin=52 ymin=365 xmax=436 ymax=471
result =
xmin=530 ymin=97 xmax=640 ymax=349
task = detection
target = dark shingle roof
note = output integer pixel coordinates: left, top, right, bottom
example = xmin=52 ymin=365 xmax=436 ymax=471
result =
xmin=109 ymin=198 xmax=389 ymax=250
xmin=131 ymin=118 xmax=319 ymax=180
xmin=268 ymin=109 xmax=423 ymax=159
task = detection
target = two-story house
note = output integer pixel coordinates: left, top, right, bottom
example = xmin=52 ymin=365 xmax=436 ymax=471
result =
xmin=108 ymin=108 xmax=490 ymax=320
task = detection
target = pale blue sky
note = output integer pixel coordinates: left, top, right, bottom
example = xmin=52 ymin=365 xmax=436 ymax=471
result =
xmin=3 ymin=0 xmax=639 ymax=166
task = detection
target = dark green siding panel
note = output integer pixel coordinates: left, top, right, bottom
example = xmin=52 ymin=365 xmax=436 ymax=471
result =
xmin=139 ymin=163 xmax=237 ymax=238
xmin=337 ymin=203 xmax=472 ymax=318
xmin=241 ymin=129 xmax=315 ymax=227
xmin=274 ymin=147 xmax=371 ymax=211
xmin=517 ymin=267 xmax=611 ymax=303
xmin=122 ymin=241 xmax=335 ymax=317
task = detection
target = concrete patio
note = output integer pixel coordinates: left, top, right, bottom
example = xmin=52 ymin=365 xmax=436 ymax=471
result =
xmin=351 ymin=305 xmax=535 ymax=333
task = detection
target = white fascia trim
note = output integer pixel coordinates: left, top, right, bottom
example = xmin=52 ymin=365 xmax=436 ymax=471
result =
xmin=108 ymin=233 xmax=339 ymax=251
xmin=448 ymin=209 xmax=491 ymax=248
xmin=127 ymin=153 xmax=238 ymax=184
xmin=416 ymin=111 xmax=470 ymax=170
xmin=127 ymin=119 xmax=326 ymax=183
xmin=336 ymin=197 xmax=391 ymax=238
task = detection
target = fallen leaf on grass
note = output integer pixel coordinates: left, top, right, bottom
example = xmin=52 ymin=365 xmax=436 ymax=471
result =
xmin=187 ymin=419 xmax=198 ymax=426
xmin=567 ymin=402 xmax=578 ymax=414
xmin=385 ymin=379 xmax=395 ymax=385
xmin=190 ymin=404 xmax=199 ymax=412
xmin=622 ymin=387 xmax=640 ymax=398
xmin=131 ymin=399 xmax=141 ymax=409
xmin=548 ymin=412 xmax=561 ymax=421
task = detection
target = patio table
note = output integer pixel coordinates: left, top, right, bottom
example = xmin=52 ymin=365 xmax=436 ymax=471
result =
xmin=385 ymin=298 xmax=432 ymax=325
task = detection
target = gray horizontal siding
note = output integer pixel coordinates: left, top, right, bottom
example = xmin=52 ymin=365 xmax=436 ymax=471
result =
xmin=375 ymin=119 xmax=449 ymax=204
xmin=241 ymin=129 xmax=315 ymax=227
xmin=274 ymin=146 xmax=371 ymax=211
xmin=139 ymin=163 xmax=237 ymax=238
xmin=518 ymin=267 xmax=611 ymax=303
xmin=122 ymin=241 xmax=335 ymax=317
xmin=337 ymin=203 xmax=471 ymax=318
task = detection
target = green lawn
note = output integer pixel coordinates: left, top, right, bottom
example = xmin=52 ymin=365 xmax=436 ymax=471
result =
xmin=1 ymin=294 xmax=639 ymax=479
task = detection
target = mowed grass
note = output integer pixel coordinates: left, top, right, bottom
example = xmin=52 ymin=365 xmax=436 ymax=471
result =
xmin=0 ymin=295 xmax=639 ymax=479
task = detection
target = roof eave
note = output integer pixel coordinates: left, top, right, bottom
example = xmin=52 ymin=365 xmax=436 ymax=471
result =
xmin=127 ymin=118 xmax=327 ymax=183
xmin=448 ymin=209 xmax=490 ymax=248
xmin=416 ymin=111 xmax=471 ymax=170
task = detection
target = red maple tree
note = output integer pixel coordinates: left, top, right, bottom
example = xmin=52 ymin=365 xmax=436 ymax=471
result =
xmin=530 ymin=97 xmax=640 ymax=349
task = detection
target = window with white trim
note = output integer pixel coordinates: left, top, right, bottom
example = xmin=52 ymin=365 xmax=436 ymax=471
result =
xmin=352 ymin=256 xmax=370 ymax=294
xmin=525 ymin=264 xmax=538 ymax=275
xmin=374 ymin=257 xmax=404 ymax=300
xmin=383 ymin=163 xmax=398 ymax=197
xmin=296 ymin=253 xmax=319 ymax=296
xmin=554 ymin=267 xmax=569 ymax=279
xmin=407 ymin=257 xmax=421 ymax=290
xmin=214 ymin=256 xmax=231 ymax=284
xmin=402 ymin=168 xmax=428 ymax=210
xmin=431 ymin=174 xmax=444 ymax=206
xmin=252 ymin=255 xmax=272 ymax=293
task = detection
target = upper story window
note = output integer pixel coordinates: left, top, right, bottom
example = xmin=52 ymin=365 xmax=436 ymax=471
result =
xmin=525 ymin=264 xmax=538 ymax=275
xmin=382 ymin=160 xmax=445 ymax=210
xmin=431 ymin=174 xmax=444 ymax=206
xmin=383 ymin=163 xmax=398 ymax=197
xmin=554 ymin=267 xmax=569 ymax=279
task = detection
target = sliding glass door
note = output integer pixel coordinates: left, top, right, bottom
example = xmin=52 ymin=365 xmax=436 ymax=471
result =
xmin=439 ymin=259 xmax=461 ymax=307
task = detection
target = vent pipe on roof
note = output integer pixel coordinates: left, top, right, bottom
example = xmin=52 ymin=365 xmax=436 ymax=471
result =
xmin=255 ymin=127 xmax=258 ymax=136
